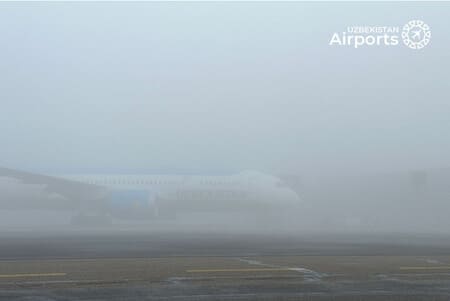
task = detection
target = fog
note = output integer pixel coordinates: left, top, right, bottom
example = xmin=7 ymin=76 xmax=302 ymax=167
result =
xmin=0 ymin=2 xmax=449 ymax=234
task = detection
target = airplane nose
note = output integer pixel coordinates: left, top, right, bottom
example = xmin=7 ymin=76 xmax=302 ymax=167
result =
xmin=285 ymin=188 xmax=301 ymax=204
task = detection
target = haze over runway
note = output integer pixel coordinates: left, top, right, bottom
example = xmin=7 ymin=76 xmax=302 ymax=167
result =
xmin=0 ymin=1 xmax=449 ymax=300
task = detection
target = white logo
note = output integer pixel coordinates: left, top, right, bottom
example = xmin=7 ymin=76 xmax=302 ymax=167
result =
xmin=329 ymin=20 xmax=431 ymax=50
xmin=401 ymin=20 xmax=431 ymax=49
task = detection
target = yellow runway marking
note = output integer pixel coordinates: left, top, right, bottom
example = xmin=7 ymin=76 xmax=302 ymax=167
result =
xmin=0 ymin=273 xmax=66 ymax=279
xmin=400 ymin=266 xmax=450 ymax=270
xmin=186 ymin=268 xmax=291 ymax=273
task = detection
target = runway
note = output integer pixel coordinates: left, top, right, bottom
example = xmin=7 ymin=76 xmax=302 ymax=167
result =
xmin=1 ymin=229 xmax=450 ymax=300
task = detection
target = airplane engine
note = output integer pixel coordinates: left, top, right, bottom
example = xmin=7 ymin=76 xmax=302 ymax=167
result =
xmin=107 ymin=189 xmax=159 ymax=220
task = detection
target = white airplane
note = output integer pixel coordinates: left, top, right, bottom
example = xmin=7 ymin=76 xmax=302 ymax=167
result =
xmin=0 ymin=168 xmax=300 ymax=224
xmin=412 ymin=30 xmax=421 ymax=40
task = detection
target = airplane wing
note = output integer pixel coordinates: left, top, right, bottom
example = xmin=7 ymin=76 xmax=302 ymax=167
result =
xmin=0 ymin=167 xmax=109 ymax=211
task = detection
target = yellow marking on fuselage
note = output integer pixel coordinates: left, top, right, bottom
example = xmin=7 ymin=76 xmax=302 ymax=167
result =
xmin=0 ymin=272 xmax=66 ymax=278
xmin=186 ymin=268 xmax=291 ymax=273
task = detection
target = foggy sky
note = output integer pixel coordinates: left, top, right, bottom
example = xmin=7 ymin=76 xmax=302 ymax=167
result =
xmin=0 ymin=2 xmax=449 ymax=175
